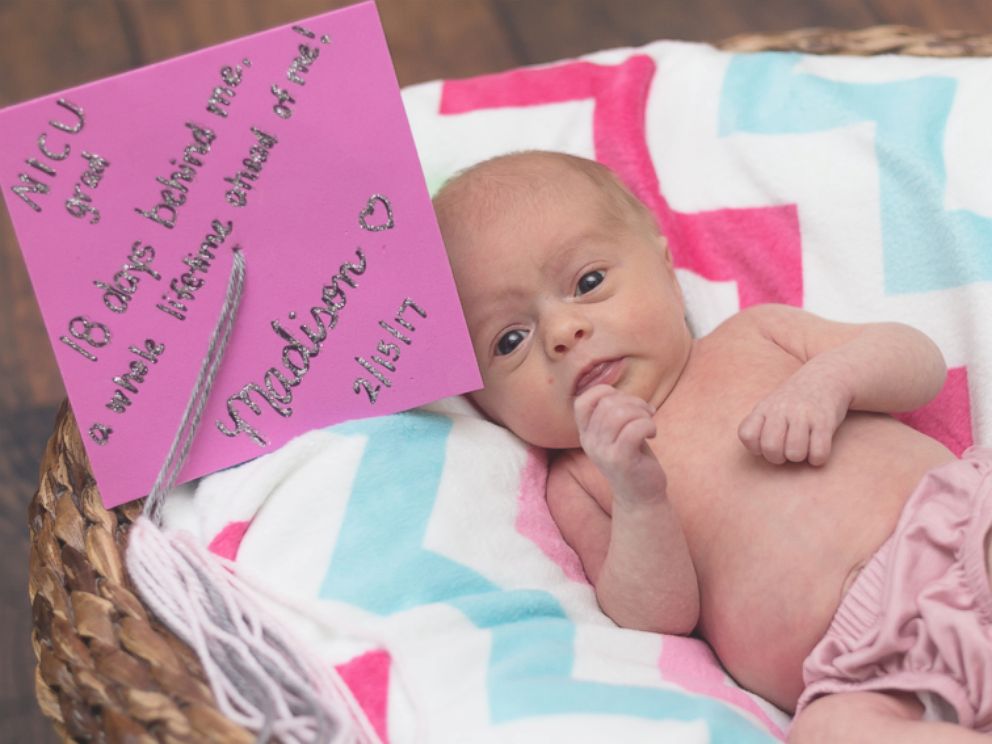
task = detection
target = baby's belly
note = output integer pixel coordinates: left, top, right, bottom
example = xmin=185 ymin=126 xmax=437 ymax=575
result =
xmin=694 ymin=523 xmax=877 ymax=712
xmin=671 ymin=417 xmax=955 ymax=712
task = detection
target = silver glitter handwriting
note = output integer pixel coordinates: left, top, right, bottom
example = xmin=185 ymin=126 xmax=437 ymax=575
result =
xmin=93 ymin=240 xmax=161 ymax=314
xmin=292 ymin=25 xmax=331 ymax=45
xmin=49 ymin=98 xmax=85 ymax=134
xmin=216 ymin=247 xmax=368 ymax=446
xmin=224 ymin=126 xmax=278 ymax=207
xmin=353 ymin=298 xmax=427 ymax=405
xmin=7 ymin=98 xmax=86 ymax=214
xmin=59 ymin=315 xmax=112 ymax=363
xmin=134 ymin=122 xmax=216 ymax=230
xmin=10 ymin=173 xmax=49 ymax=212
xmin=205 ymin=61 xmax=250 ymax=119
xmin=155 ymin=218 xmax=232 ymax=321
xmin=37 ymin=133 xmax=69 ymax=161
xmin=359 ymin=194 xmax=394 ymax=232
xmin=285 ymin=43 xmax=320 ymax=86
xmin=88 ymin=422 xmax=112 ymax=446
xmin=268 ymin=26 xmax=329 ymax=119
xmin=270 ymin=84 xmax=297 ymax=120
xmin=104 ymin=340 xmax=166 ymax=414
xmin=65 ymin=150 xmax=111 ymax=224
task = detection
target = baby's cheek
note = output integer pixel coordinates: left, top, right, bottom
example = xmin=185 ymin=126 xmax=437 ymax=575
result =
xmin=467 ymin=390 xmax=501 ymax=424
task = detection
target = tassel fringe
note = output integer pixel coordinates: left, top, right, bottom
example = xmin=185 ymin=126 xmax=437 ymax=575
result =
xmin=127 ymin=518 xmax=375 ymax=743
xmin=122 ymin=249 xmax=374 ymax=742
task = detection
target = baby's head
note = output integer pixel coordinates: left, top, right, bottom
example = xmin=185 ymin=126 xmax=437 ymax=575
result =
xmin=435 ymin=151 xmax=692 ymax=448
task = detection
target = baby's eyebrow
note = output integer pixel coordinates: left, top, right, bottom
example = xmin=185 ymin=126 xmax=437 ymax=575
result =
xmin=470 ymin=292 xmax=524 ymax=335
xmin=539 ymin=232 xmax=601 ymax=276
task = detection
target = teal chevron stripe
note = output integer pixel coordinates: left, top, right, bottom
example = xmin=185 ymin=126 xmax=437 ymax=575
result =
xmin=719 ymin=52 xmax=992 ymax=293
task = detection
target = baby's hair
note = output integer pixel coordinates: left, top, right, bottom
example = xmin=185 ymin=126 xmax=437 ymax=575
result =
xmin=551 ymin=153 xmax=661 ymax=236
xmin=433 ymin=150 xmax=661 ymax=237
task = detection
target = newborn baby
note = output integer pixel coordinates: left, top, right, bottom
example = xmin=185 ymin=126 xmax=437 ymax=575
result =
xmin=434 ymin=150 xmax=992 ymax=743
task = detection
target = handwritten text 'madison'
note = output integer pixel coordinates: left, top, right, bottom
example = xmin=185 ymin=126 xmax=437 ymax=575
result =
xmin=215 ymin=246 xmax=368 ymax=446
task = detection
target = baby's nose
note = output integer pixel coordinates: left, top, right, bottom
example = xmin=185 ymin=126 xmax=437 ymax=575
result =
xmin=553 ymin=327 xmax=585 ymax=354
xmin=546 ymin=313 xmax=590 ymax=356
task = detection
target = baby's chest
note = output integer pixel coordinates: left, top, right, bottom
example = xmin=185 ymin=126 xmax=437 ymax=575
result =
xmin=649 ymin=336 xmax=801 ymax=472
xmin=681 ymin=331 xmax=803 ymax=412
xmin=645 ymin=338 xmax=872 ymax=543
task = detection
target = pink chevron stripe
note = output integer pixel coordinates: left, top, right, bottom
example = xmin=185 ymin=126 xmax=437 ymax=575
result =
xmin=336 ymin=649 xmax=391 ymax=743
xmin=514 ymin=446 xmax=588 ymax=583
xmin=894 ymin=365 xmax=973 ymax=456
xmin=659 ymin=636 xmax=786 ymax=740
xmin=207 ymin=519 xmax=253 ymax=561
xmin=441 ymin=56 xmax=804 ymax=308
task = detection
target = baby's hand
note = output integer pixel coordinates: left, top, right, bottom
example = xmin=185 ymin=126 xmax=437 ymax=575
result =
xmin=574 ymin=385 xmax=667 ymax=501
xmin=738 ymin=368 xmax=851 ymax=466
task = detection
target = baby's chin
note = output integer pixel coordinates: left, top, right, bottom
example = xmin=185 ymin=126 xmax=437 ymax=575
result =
xmin=524 ymin=426 xmax=581 ymax=450
xmin=505 ymin=426 xmax=580 ymax=451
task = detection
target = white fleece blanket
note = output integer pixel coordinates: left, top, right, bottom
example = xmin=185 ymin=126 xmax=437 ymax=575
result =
xmin=165 ymin=39 xmax=992 ymax=742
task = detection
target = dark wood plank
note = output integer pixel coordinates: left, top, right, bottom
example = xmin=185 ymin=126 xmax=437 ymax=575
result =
xmin=867 ymin=0 xmax=992 ymax=31
xmin=118 ymin=0 xmax=521 ymax=87
xmin=0 ymin=405 xmax=62 ymax=744
xmin=1 ymin=2 xmax=989 ymax=741
xmin=0 ymin=0 xmax=132 ymax=106
xmin=497 ymin=0 xmax=992 ymax=66
xmin=0 ymin=220 xmax=64 ymax=410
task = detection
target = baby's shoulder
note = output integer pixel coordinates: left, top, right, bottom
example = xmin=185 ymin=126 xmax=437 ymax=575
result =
xmin=701 ymin=303 xmax=782 ymax=341
xmin=704 ymin=303 xmax=807 ymax=342
xmin=721 ymin=303 xmax=799 ymax=326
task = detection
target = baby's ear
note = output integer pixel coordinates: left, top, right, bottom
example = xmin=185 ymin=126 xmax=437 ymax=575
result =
xmin=657 ymin=235 xmax=686 ymax=304
xmin=657 ymin=235 xmax=677 ymax=276
xmin=658 ymin=234 xmax=672 ymax=262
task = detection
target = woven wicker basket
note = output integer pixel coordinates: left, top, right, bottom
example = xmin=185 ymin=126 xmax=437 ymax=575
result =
xmin=28 ymin=26 xmax=992 ymax=743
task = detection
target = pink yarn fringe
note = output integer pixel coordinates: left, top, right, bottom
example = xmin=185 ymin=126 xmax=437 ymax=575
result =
xmin=126 ymin=517 xmax=379 ymax=743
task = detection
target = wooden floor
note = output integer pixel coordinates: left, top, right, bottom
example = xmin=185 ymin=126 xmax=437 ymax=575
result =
xmin=2 ymin=0 xmax=991 ymax=740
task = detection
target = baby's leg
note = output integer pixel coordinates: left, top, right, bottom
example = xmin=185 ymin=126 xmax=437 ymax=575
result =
xmin=789 ymin=691 xmax=987 ymax=744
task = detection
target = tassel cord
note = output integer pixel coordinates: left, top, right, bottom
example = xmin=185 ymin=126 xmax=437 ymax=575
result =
xmin=144 ymin=247 xmax=245 ymax=526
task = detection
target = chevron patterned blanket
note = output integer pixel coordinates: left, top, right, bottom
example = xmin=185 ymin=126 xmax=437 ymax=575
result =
xmin=165 ymin=40 xmax=991 ymax=742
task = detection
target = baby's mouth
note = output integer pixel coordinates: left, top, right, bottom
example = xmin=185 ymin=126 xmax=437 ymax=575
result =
xmin=573 ymin=358 xmax=624 ymax=397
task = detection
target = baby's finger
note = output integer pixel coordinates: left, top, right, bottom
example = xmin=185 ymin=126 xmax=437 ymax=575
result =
xmin=783 ymin=420 xmax=810 ymax=463
xmin=574 ymin=384 xmax=617 ymax=431
xmin=808 ymin=425 xmax=833 ymax=467
xmin=633 ymin=395 xmax=655 ymax=419
xmin=737 ymin=411 xmax=765 ymax=456
xmin=759 ymin=415 xmax=787 ymax=465
xmin=616 ymin=415 xmax=657 ymax=450
xmin=590 ymin=397 xmax=652 ymax=442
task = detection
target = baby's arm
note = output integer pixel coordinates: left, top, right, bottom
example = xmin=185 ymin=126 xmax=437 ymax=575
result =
xmin=738 ymin=304 xmax=947 ymax=465
xmin=547 ymin=385 xmax=698 ymax=634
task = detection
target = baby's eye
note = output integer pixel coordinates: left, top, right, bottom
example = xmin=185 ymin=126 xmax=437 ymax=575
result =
xmin=496 ymin=329 xmax=528 ymax=356
xmin=576 ymin=270 xmax=605 ymax=295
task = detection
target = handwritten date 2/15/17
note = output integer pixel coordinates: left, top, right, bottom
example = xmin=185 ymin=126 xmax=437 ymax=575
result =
xmin=354 ymin=298 xmax=427 ymax=404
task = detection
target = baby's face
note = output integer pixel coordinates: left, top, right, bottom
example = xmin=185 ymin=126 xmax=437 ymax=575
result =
xmin=440 ymin=160 xmax=692 ymax=448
